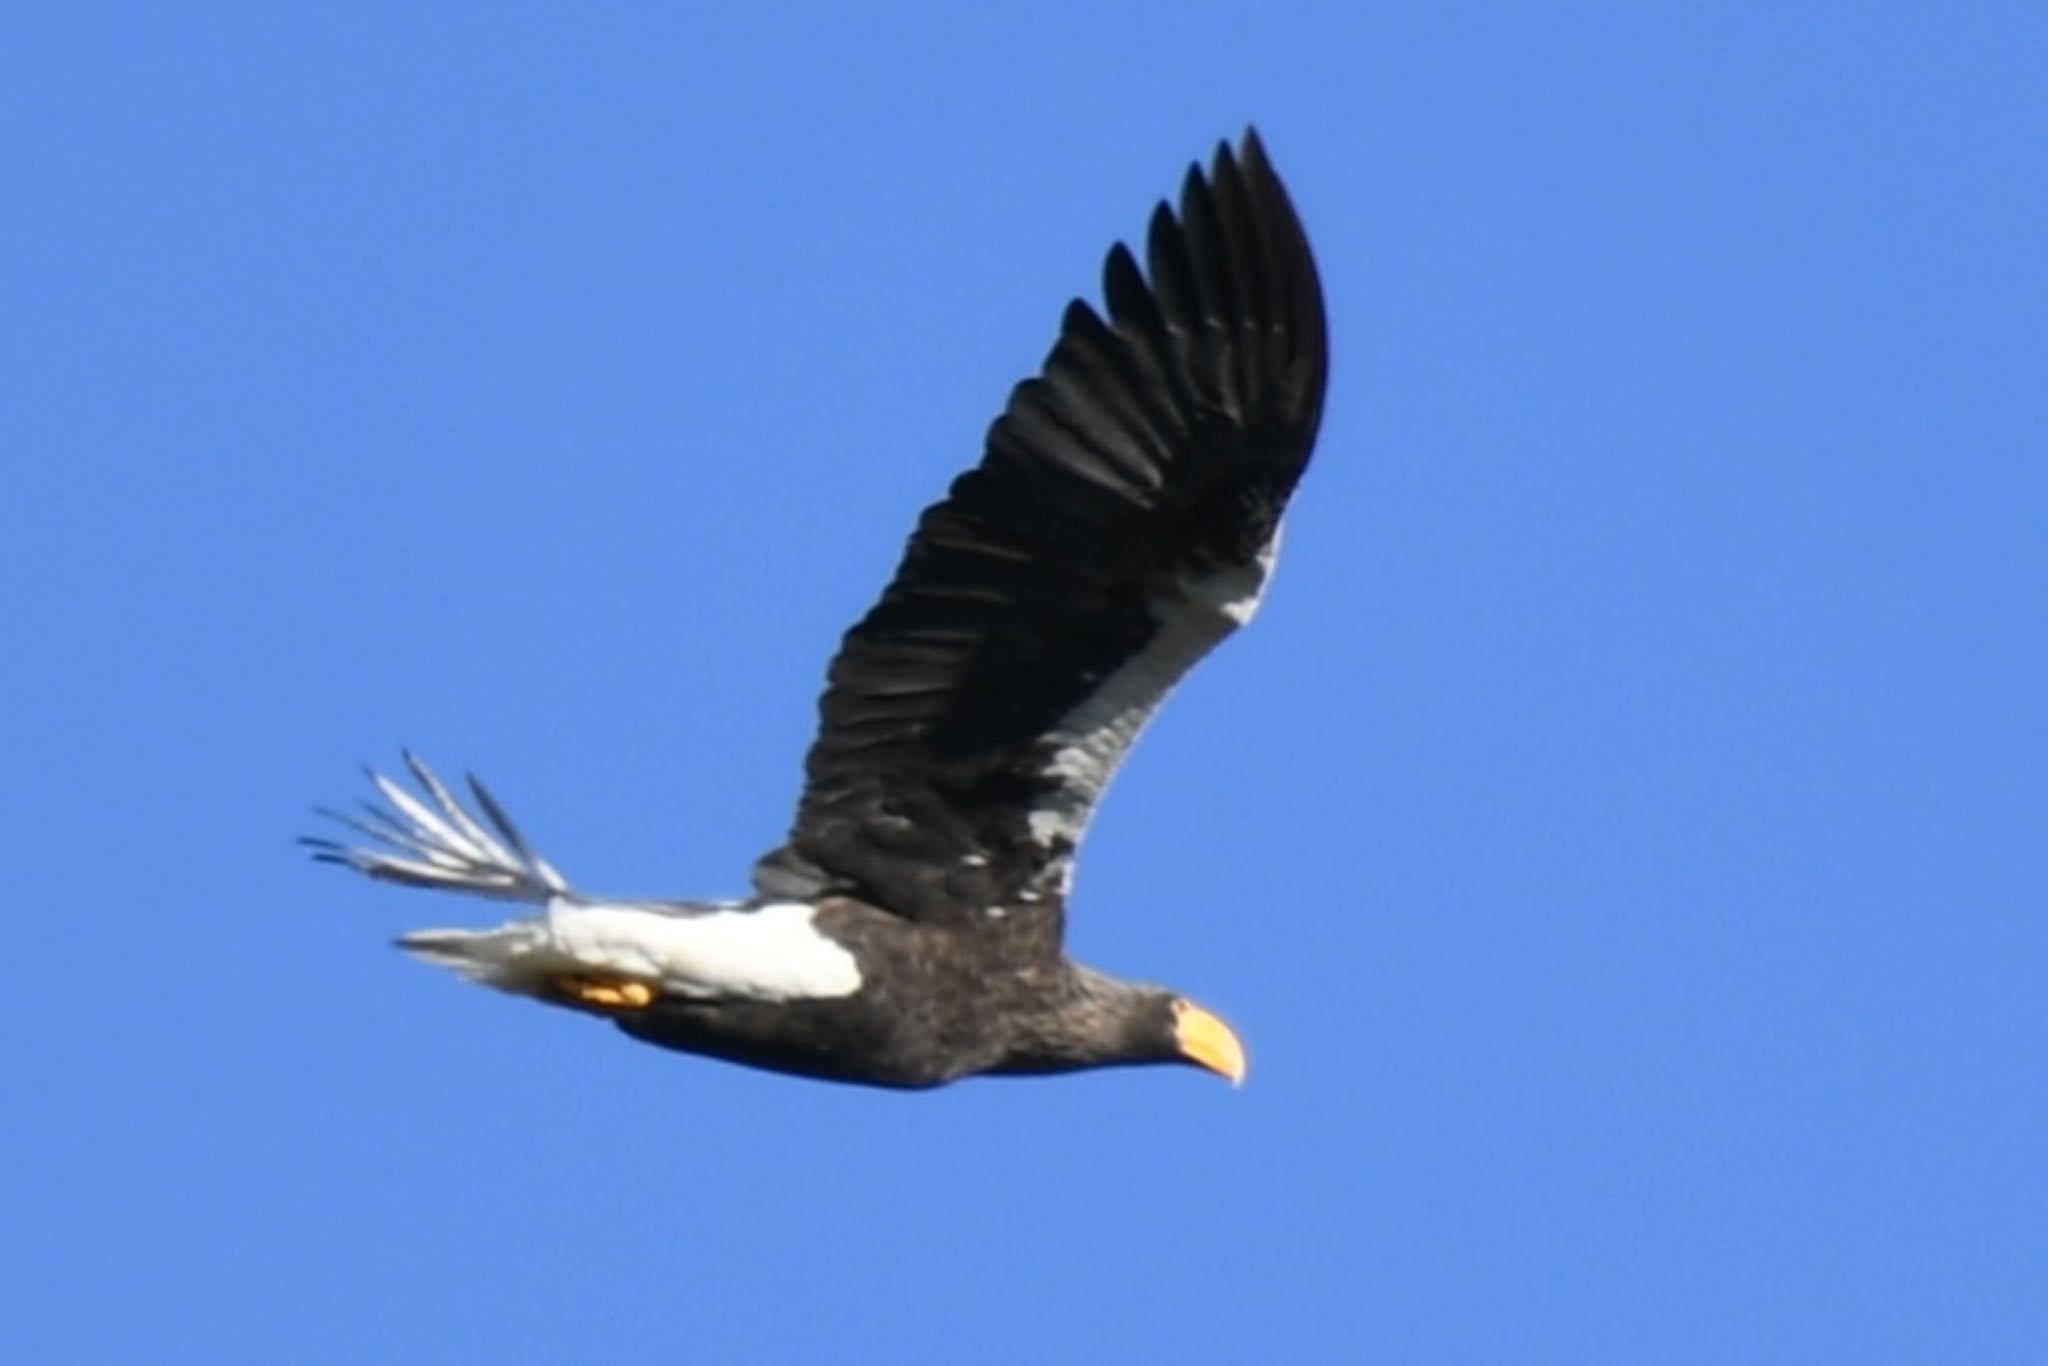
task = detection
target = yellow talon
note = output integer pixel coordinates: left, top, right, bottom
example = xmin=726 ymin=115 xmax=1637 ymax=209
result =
xmin=554 ymin=977 xmax=656 ymax=1010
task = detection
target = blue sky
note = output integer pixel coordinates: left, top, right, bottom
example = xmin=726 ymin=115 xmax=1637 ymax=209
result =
xmin=7 ymin=4 xmax=2045 ymax=1362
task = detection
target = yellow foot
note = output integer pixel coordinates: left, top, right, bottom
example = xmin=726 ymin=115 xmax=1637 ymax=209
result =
xmin=551 ymin=976 xmax=656 ymax=1010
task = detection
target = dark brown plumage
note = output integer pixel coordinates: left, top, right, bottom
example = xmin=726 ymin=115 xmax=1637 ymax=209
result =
xmin=311 ymin=129 xmax=1327 ymax=1088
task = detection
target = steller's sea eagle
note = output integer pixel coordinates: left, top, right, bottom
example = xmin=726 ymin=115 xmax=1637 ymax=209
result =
xmin=307 ymin=129 xmax=1327 ymax=1088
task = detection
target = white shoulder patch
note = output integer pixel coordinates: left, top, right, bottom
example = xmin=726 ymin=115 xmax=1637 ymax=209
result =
xmin=1024 ymin=523 xmax=1285 ymax=859
xmin=1201 ymin=522 xmax=1283 ymax=626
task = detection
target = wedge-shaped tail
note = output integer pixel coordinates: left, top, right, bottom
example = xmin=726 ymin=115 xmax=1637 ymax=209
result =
xmin=307 ymin=753 xmax=865 ymax=1006
xmin=303 ymin=751 xmax=569 ymax=902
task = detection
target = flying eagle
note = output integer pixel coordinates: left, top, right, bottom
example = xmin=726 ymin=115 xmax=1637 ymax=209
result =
xmin=308 ymin=130 xmax=1328 ymax=1088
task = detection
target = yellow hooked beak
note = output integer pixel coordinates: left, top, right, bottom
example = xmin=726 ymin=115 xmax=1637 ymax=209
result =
xmin=1172 ymin=1000 xmax=1248 ymax=1086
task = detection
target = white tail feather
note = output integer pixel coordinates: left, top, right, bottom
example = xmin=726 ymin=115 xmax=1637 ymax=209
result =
xmin=308 ymin=754 xmax=866 ymax=1004
xmin=304 ymin=752 xmax=569 ymax=901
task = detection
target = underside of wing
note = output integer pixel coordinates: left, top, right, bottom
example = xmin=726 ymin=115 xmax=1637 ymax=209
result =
xmin=755 ymin=129 xmax=1329 ymax=924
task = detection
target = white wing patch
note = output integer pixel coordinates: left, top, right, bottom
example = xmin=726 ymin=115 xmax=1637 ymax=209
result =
xmin=1024 ymin=524 xmax=1284 ymax=866
xmin=402 ymin=899 xmax=863 ymax=1003
xmin=1213 ymin=522 xmax=1283 ymax=626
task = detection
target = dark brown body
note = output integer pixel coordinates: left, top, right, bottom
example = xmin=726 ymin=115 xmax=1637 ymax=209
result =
xmin=616 ymin=897 xmax=1177 ymax=1088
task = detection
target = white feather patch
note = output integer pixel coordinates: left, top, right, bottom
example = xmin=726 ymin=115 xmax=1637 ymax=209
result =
xmin=402 ymin=898 xmax=862 ymax=1003
xmin=1207 ymin=522 xmax=1282 ymax=626
xmin=1025 ymin=524 xmax=1284 ymax=858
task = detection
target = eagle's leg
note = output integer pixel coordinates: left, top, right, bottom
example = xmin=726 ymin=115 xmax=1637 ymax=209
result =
xmin=548 ymin=977 xmax=657 ymax=1011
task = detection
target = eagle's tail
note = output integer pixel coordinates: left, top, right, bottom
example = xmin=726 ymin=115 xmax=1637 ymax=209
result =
xmin=303 ymin=752 xmax=569 ymax=903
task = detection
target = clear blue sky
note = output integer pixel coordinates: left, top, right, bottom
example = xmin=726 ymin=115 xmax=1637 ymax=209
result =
xmin=7 ymin=5 xmax=2044 ymax=1362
